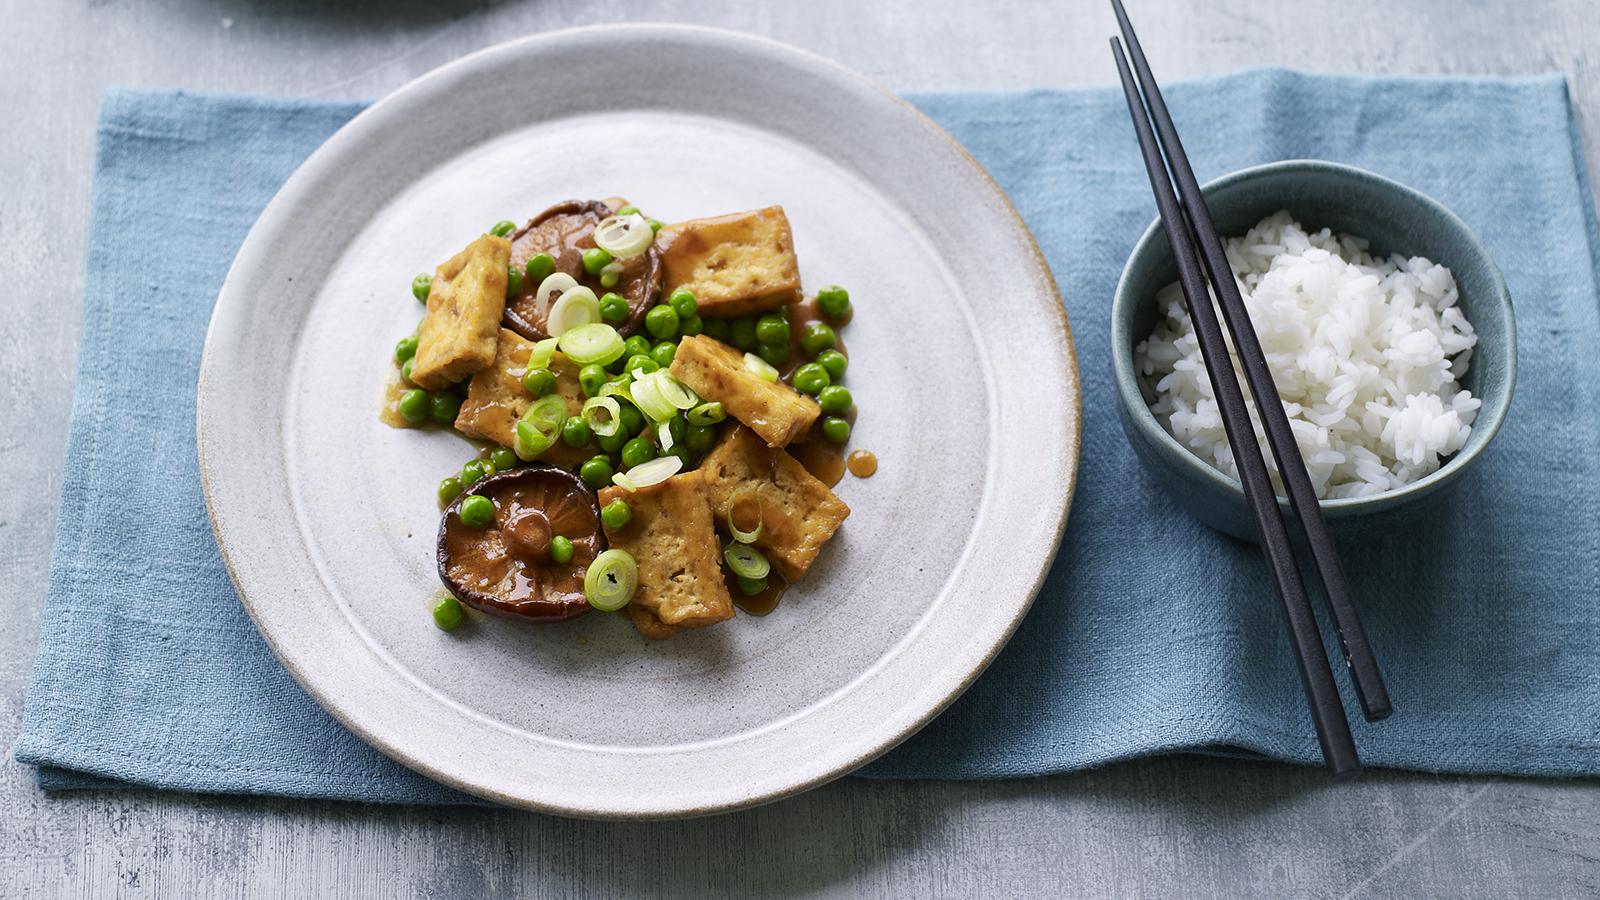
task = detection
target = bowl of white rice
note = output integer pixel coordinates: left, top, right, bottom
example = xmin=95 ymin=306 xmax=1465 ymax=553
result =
xmin=1111 ymin=160 xmax=1515 ymax=541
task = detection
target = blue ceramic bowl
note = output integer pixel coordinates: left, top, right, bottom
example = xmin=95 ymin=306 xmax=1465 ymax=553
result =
xmin=1111 ymin=160 xmax=1516 ymax=541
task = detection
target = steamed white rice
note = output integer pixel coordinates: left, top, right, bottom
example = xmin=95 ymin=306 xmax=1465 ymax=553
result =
xmin=1135 ymin=211 xmax=1480 ymax=499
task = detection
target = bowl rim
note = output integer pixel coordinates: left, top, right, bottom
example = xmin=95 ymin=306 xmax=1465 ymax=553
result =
xmin=1110 ymin=158 xmax=1517 ymax=512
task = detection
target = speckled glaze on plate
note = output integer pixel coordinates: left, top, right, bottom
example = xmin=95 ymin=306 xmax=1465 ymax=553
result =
xmin=196 ymin=24 xmax=1080 ymax=818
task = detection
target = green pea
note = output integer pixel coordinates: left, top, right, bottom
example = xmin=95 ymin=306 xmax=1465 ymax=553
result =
xmin=645 ymin=305 xmax=680 ymax=340
xmin=597 ymin=429 xmax=629 ymax=454
xmin=599 ymin=292 xmax=630 ymax=322
xmin=549 ymin=535 xmax=575 ymax=565
xmin=668 ymin=445 xmax=695 ymax=468
xmin=432 ymin=595 xmax=465 ymax=631
xmin=460 ymin=459 xmax=493 ymax=485
xmin=400 ymin=357 xmax=416 ymax=386
xmin=816 ymin=349 xmax=848 ymax=380
xmin=619 ymin=404 xmax=646 ymax=438
xmin=578 ymin=364 xmax=609 ymax=397
xmin=580 ymin=456 xmax=614 ymax=489
xmin=489 ymin=220 xmax=516 ymax=237
xmin=800 ymin=322 xmax=838 ymax=357
xmin=561 ymin=416 xmax=591 ymax=447
xmin=651 ymin=341 xmax=677 ymax=368
xmin=616 ymin=205 xmax=640 ymax=216
xmin=489 ymin=447 xmax=518 ymax=472
xmin=817 ymin=384 xmax=853 ymax=414
xmin=437 ymin=476 xmax=463 ymax=505
xmin=622 ymin=436 xmax=657 ymax=468
xmin=525 ymin=252 xmax=556 ymax=284
xmin=397 ymin=388 xmax=429 ymax=423
xmin=395 ymin=334 xmax=420 ymax=363
xmin=758 ymin=342 xmax=789 ymax=367
xmin=736 ymin=575 xmax=769 ymax=596
xmin=623 ymin=334 xmax=653 ymax=360
xmin=668 ymin=289 xmax=698 ymax=318
xmin=793 ymin=363 xmax=830 ymax=395
xmin=685 ymin=423 xmax=717 ymax=453
xmin=625 ymin=354 xmax=659 ymax=376
xmin=506 ymin=265 xmax=524 ymax=297
xmin=729 ymin=317 xmax=759 ymax=351
xmin=646 ymin=218 xmax=664 ymax=234
xmin=755 ymin=314 xmax=790 ymax=346
xmin=522 ymin=367 xmax=556 ymax=397
xmin=679 ymin=314 xmax=703 ymax=337
xmin=600 ymin=269 xmax=620 ymax=289
xmin=429 ymin=391 xmax=462 ymax=425
xmin=601 ymin=499 xmax=633 ymax=530
xmin=458 ymin=494 xmax=496 ymax=528
xmin=816 ymin=285 xmax=850 ymax=318
xmin=412 ymin=273 xmax=433 ymax=303
xmin=702 ymin=317 xmax=731 ymax=341
xmin=821 ymin=416 xmax=852 ymax=444
xmin=581 ymin=247 xmax=612 ymax=275
xmin=666 ymin=414 xmax=688 ymax=446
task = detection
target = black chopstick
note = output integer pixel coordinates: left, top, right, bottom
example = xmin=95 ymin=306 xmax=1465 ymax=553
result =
xmin=1109 ymin=0 xmax=1391 ymax=723
xmin=1109 ymin=38 xmax=1361 ymax=778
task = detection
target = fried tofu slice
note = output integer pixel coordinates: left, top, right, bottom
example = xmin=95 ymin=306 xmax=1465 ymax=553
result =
xmin=411 ymin=234 xmax=510 ymax=390
xmin=700 ymin=426 xmax=849 ymax=581
xmin=599 ymin=470 xmax=734 ymax=633
xmin=453 ymin=328 xmax=589 ymax=469
xmin=670 ymin=335 xmax=819 ymax=448
xmin=656 ymin=206 xmax=801 ymax=316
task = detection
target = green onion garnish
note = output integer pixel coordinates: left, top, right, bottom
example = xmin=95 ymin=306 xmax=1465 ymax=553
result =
xmin=742 ymin=352 xmax=780 ymax=383
xmin=557 ymin=323 xmax=625 ymax=366
xmin=584 ymin=549 xmax=638 ymax=612
xmin=687 ymin=401 xmax=726 ymax=426
xmin=581 ymin=396 xmax=623 ymax=437
xmin=528 ymin=337 xmax=560 ymax=370
xmin=513 ymin=395 xmax=568 ymax=460
xmin=726 ymin=489 xmax=763 ymax=544
xmin=723 ymin=543 xmax=771 ymax=580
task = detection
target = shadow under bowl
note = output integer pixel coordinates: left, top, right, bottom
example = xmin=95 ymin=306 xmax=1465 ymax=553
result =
xmin=1110 ymin=160 xmax=1517 ymax=542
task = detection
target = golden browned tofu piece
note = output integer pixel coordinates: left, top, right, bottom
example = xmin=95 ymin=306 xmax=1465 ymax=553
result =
xmin=453 ymin=329 xmax=589 ymax=469
xmin=656 ymin=206 xmax=801 ymax=316
xmin=411 ymin=234 xmax=510 ymax=390
xmin=599 ymin=471 xmax=734 ymax=632
xmin=700 ymin=426 xmax=850 ymax=581
xmin=670 ymin=335 xmax=818 ymax=448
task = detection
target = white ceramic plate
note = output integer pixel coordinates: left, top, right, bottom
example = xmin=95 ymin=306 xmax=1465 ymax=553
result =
xmin=198 ymin=24 xmax=1080 ymax=818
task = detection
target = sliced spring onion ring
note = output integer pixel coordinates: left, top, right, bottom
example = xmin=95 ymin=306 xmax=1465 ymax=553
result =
xmin=657 ymin=420 xmax=675 ymax=451
xmin=557 ymin=322 xmax=624 ymax=365
xmin=528 ymin=337 xmax=560 ymax=369
xmin=687 ymin=401 xmax=726 ymax=426
xmin=599 ymin=378 xmax=633 ymax=403
xmin=592 ymin=213 xmax=654 ymax=259
xmin=599 ymin=260 xmax=625 ymax=284
xmin=547 ymin=286 xmax=600 ymax=337
xmin=581 ymin=396 xmax=623 ymax=437
xmin=628 ymin=371 xmax=678 ymax=422
xmin=726 ymin=488 xmax=763 ymax=544
xmin=513 ymin=394 xmax=568 ymax=460
xmin=743 ymin=353 xmax=780 ymax=382
xmin=723 ymin=543 xmax=771 ymax=580
xmin=615 ymin=455 xmax=682 ymax=492
xmin=583 ymin=549 xmax=638 ymax=612
xmin=534 ymin=272 xmax=578 ymax=318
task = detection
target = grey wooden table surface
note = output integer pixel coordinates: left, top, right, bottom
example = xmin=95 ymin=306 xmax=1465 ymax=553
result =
xmin=4 ymin=1 xmax=1599 ymax=897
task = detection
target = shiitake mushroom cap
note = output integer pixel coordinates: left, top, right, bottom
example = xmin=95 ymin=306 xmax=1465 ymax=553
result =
xmin=503 ymin=199 xmax=662 ymax=340
xmin=437 ymin=465 xmax=606 ymax=623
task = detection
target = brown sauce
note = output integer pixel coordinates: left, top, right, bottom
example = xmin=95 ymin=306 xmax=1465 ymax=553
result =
xmin=787 ymin=440 xmax=846 ymax=487
xmin=378 ymin=370 xmax=417 ymax=429
xmin=779 ymin=295 xmax=847 ymax=380
xmin=846 ymin=450 xmax=878 ymax=478
xmin=727 ymin=569 xmax=789 ymax=616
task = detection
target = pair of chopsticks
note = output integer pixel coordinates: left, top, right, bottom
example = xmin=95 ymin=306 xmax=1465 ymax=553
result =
xmin=1109 ymin=0 xmax=1392 ymax=779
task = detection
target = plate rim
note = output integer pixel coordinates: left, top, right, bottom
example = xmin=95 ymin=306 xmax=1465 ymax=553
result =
xmin=197 ymin=22 xmax=1082 ymax=818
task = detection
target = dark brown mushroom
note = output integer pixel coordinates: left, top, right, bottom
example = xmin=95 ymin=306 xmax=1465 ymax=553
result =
xmin=437 ymin=466 xmax=605 ymax=623
xmin=504 ymin=200 xmax=662 ymax=340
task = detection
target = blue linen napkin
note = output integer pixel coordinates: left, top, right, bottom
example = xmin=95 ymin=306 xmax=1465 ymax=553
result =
xmin=16 ymin=70 xmax=1600 ymax=803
